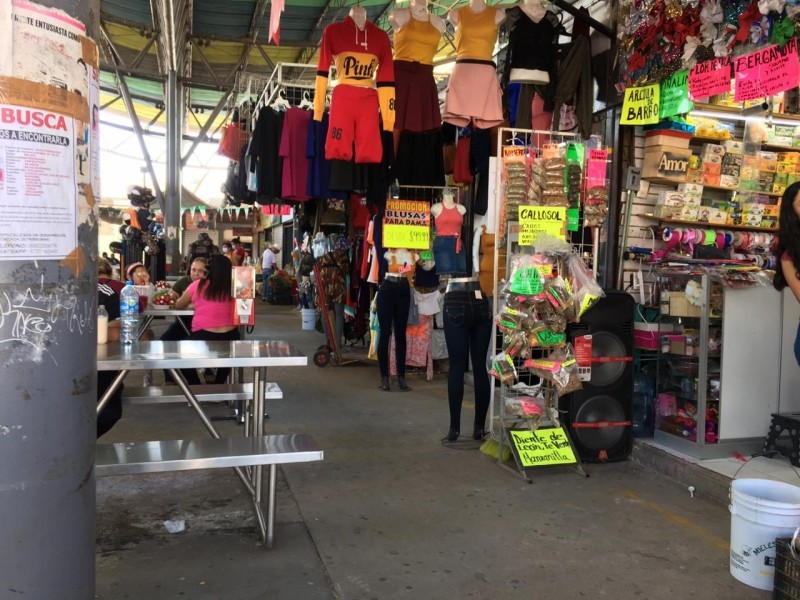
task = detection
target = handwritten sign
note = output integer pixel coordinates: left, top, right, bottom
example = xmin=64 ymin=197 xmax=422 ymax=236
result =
xmin=509 ymin=427 xmax=577 ymax=467
xmin=689 ymin=57 xmax=732 ymax=99
xmin=518 ymin=206 xmax=566 ymax=246
xmin=734 ymin=38 xmax=800 ymax=102
xmin=659 ymin=70 xmax=693 ymax=118
xmin=620 ymin=84 xmax=660 ymax=125
xmin=383 ymin=199 xmax=430 ymax=250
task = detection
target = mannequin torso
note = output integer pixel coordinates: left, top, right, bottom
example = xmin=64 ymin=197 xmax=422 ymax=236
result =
xmin=349 ymin=5 xmax=367 ymax=30
xmin=390 ymin=0 xmax=445 ymax=33
xmin=431 ymin=194 xmax=466 ymax=219
xmin=448 ymin=0 xmax=506 ymax=27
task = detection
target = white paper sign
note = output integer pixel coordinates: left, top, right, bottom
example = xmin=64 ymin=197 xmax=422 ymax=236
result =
xmin=0 ymin=103 xmax=77 ymax=259
xmin=11 ymin=0 xmax=87 ymax=96
xmin=0 ymin=1 xmax=12 ymax=76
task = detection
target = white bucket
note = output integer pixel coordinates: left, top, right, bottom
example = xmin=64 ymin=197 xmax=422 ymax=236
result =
xmin=730 ymin=478 xmax=800 ymax=590
xmin=301 ymin=308 xmax=317 ymax=331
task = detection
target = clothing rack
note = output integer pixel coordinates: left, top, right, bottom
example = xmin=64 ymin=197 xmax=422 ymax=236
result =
xmin=253 ymin=63 xmax=320 ymax=118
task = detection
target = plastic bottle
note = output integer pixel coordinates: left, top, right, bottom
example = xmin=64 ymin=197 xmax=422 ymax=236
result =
xmin=97 ymin=305 xmax=108 ymax=345
xmin=119 ymin=281 xmax=139 ymax=345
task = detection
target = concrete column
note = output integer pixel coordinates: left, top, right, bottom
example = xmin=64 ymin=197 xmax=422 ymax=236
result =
xmin=0 ymin=0 xmax=99 ymax=597
xmin=166 ymin=69 xmax=183 ymax=273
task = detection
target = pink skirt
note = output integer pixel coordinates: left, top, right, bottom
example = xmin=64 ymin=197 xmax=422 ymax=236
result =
xmin=442 ymin=60 xmax=504 ymax=129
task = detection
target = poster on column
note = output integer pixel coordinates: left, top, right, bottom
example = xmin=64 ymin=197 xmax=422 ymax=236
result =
xmin=0 ymin=1 xmax=12 ymax=76
xmin=0 ymin=104 xmax=76 ymax=259
xmin=10 ymin=0 xmax=87 ymax=98
xmin=89 ymin=66 xmax=100 ymax=197
xmin=734 ymin=39 xmax=800 ymax=102
xmin=382 ymin=200 xmax=431 ymax=250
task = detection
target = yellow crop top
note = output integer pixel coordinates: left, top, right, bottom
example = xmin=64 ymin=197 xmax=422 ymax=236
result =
xmin=454 ymin=6 xmax=498 ymax=61
xmin=393 ymin=17 xmax=442 ymax=65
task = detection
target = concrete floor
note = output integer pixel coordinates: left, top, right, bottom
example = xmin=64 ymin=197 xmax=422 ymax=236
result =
xmin=96 ymin=303 xmax=769 ymax=599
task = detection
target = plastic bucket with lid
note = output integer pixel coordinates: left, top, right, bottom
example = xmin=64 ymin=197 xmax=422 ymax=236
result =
xmin=730 ymin=478 xmax=800 ymax=590
xmin=301 ymin=308 xmax=317 ymax=331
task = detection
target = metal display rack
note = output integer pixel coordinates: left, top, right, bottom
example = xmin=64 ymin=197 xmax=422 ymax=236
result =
xmin=489 ymin=127 xmax=595 ymax=482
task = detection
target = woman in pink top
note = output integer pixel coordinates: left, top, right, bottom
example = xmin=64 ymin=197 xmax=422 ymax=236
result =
xmin=175 ymin=255 xmax=239 ymax=384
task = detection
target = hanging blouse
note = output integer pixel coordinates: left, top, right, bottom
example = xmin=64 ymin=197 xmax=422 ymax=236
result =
xmin=394 ymin=17 xmax=441 ymax=65
xmin=454 ymin=7 xmax=499 ymax=61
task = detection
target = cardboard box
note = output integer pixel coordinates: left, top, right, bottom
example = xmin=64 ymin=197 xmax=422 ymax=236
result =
xmin=644 ymin=130 xmax=692 ymax=149
xmin=720 ymin=175 xmax=740 ymax=188
xmin=778 ymin=162 xmax=794 ymax=174
xmin=708 ymin=208 xmax=730 ymax=224
xmin=683 ymin=195 xmax=702 ymax=207
xmin=779 ymin=152 xmax=800 ymax=163
xmin=728 ymin=212 xmax=744 ymax=226
xmin=724 ymin=140 xmax=745 ymax=155
xmin=643 ymin=146 xmax=692 ymax=182
xmin=744 ymin=213 xmax=763 ymax=227
xmin=743 ymin=203 xmax=765 ymax=215
xmin=702 ymin=153 xmax=723 ymax=165
xmin=740 ymin=166 xmax=760 ymax=180
xmin=702 ymin=143 xmax=725 ymax=157
xmin=702 ymin=172 xmax=721 ymax=186
xmin=686 ymin=169 xmax=703 ymax=183
xmin=667 ymin=294 xmax=701 ymax=317
xmin=702 ymin=161 xmax=722 ymax=175
xmin=679 ymin=183 xmax=704 ymax=195
xmin=655 ymin=191 xmax=686 ymax=218
xmin=774 ymin=184 xmax=787 ymax=196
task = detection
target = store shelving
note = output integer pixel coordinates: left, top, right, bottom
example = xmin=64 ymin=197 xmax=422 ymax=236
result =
xmin=653 ymin=269 xmax=779 ymax=459
xmin=635 ymin=213 xmax=778 ymax=233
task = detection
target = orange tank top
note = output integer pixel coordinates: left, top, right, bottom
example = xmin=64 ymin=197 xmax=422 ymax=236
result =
xmin=454 ymin=6 xmax=498 ymax=61
xmin=394 ymin=17 xmax=441 ymax=65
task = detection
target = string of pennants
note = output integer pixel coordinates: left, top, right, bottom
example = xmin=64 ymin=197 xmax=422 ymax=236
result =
xmin=180 ymin=205 xmax=292 ymax=219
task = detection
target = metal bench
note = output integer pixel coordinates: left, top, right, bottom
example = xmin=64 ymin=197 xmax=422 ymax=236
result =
xmin=122 ymin=382 xmax=283 ymax=405
xmin=96 ymin=433 xmax=323 ymax=548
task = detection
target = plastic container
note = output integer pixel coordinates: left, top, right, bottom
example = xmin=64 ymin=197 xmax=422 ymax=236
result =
xmin=730 ymin=478 xmax=800 ymax=591
xmin=301 ymin=308 xmax=317 ymax=331
xmin=97 ymin=306 xmax=108 ymax=345
xmin=119 ymin=281 xmax=139 ymax=345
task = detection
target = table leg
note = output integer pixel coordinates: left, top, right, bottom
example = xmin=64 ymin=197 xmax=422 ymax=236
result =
xmin=177 ymin=317 xmax=191 ymax=336
xmin=267 ymin=464 xmax=277 ymax=549
xmin=137 ymin=315 xmax=154 ymax=339
xmin=167 ymin=368 xmax=259 ymax=502
xmin=96 ymin=370 xmax=129 ymax=414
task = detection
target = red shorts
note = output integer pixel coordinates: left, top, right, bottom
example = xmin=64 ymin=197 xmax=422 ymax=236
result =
xmin=326 ymin=85 xmax=383 ymax=164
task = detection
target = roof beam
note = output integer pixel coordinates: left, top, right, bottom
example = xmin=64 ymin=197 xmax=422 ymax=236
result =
xmin=130 ymin=35 xmax=157 ymax=70
xmin=181 ymin=88 xmax=233 ymax=167
xmin=193 ymin=43 xmax=221 ymax=86
xmin=296 ymin=0 xmax=348 ymax=64
xmin=228 ymin=0 xmax=270 ymax=82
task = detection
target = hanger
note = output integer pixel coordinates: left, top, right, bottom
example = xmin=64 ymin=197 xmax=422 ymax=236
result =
xmin=299 ymin=91 xmax=313 ymax=110
xmin=271 ymin=89 xmax=290 ymax=111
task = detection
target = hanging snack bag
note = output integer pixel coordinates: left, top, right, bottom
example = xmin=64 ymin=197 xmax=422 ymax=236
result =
xmin=564 ymin=253 xmax=604 ymax=320
xmin=584 ymin=186 xmax=609 ymax=227
xmin=490 ymin=351 xmax=518 ymax=384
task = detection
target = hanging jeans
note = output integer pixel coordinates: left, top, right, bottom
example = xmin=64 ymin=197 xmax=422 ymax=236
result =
xmin=443 ymin=290 xmax=493 ymax=432
xmin=377 ymin=276 xmax=410 ymax=378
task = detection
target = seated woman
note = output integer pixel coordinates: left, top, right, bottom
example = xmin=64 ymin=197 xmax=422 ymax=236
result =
xmin=174 ymin=254 xmax=240 ymax=385
xmin=125 ymin=262 xmax=155 ymax=385
xmin=161 ymin=257 xmax=207 ymax=384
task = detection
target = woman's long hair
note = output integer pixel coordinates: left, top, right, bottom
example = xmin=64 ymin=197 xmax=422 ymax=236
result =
xmin=774 ymin=182 xmax=800 ymax=290
xmin=197 ymin=255 xmax=232 ymax=301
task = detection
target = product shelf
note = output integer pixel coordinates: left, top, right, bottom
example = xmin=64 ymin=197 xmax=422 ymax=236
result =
xmin=636 ymin=213 xmax=778 ymax=233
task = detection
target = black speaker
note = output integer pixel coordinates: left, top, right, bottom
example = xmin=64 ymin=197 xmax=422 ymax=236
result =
xmin=561 ymin=290 xmax=634 ymax=462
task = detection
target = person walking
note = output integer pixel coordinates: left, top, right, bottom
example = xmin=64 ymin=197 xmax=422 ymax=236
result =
xmin=261 ymin=244 xmax=279 ymax=302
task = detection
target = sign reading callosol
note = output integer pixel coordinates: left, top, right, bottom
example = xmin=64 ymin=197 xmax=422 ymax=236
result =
xmin=517 ymin=206 xmax=566 ymax=246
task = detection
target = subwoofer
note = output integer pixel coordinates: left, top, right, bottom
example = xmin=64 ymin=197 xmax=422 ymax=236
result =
xmin=562 ymin=290 xmax=634 ymax=462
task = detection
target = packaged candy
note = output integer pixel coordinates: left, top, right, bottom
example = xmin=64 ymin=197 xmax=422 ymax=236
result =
xmin=490 ymin=352 xmax=518 ymax=384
